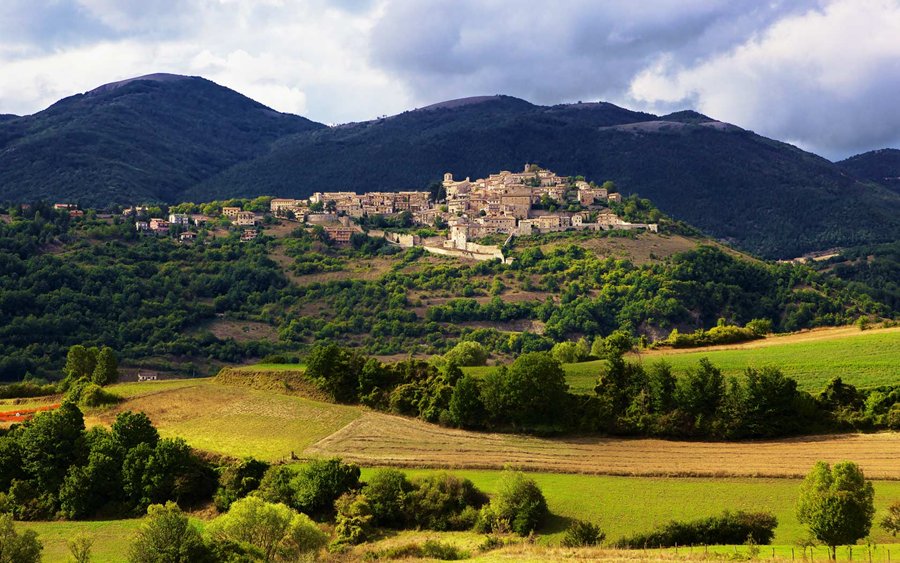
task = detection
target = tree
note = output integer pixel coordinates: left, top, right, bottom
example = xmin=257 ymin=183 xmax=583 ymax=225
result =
xmin=882 ymin=500 xmax=900 ymax=536
xmin=112 ymin=411 xmax=160 ymax=451
xmin=0 ymin=514 xmax=42 ymax=563
xmin=17 ymin=401 xmax=86 ymax=494
xmin=447 ymin=374 xmax=486 ymax=429
xmin=483 ymin=352 xmax=569 ymax=428
xmin=304 ymin=344 xmax=364 ymax=403
xmin=64 ymin=345 xmax=98 ymax=381
xmin=207 ymin=496 xmax=326 ymax=562
xmin=214 ymin=457 xmax=270 ymax=512
xmin=92 ymin=347 xmax=119 ymax=385
xmin=797 ymin=461 xmax=875 ymax=559
xmin=128 ymin=502 xmax=209 ymax=563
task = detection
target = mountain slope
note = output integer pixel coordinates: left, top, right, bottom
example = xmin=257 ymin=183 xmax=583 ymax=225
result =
xmin=191 ymin=98 xmax=900 ymax=258
xmin=839 ymin=148 xmax=900 ymax=194
xmin=0 ymin=74 xmax=324 ymax=205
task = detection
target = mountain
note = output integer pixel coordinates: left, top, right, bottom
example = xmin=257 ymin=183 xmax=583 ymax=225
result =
xmin=0 ymin=73 xmax=323 ymax=205
xmin=190 ymin=96 xmax=900 ymax=259
xmin=2 ymin=77 xmax=899 ymax=259
xmin=838 ymin=148 xmax=900 ymax=194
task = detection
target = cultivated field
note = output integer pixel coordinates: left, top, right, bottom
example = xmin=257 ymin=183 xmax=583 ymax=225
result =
xmin=91 ymin=379 xmax=359 ymax=461
xmin=308 ymin=411 xmax=900 ymax=479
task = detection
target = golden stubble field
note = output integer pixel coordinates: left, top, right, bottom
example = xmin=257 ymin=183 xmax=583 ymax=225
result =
xmin=307 ymin=411 xmax=900 ymax=479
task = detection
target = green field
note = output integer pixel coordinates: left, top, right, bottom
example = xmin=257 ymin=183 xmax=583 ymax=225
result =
xmin=361 ymin=468 xmax=900 ymax=546
xmin=93 ymin=379 xmax=360 ymax=461
xmin=464 ymin=328 xmax=900 ymax=394
xmin=20 ymin=469 xmax=900 ymax=561
xmin=18 ymin=519 xmax=143 ymax=563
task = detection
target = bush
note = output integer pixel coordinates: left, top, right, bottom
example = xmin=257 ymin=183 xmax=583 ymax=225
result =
xmin=617 ymin=510 xmax=777 ymax=548
xmin=443 ymin=341 xmax=488 ymax=367
xmin=361 ymin=468 xmax=414 ymax=528
xmin=407 ymin=473 xmax=488 ymax=531
xmin=291 ymin=457 xmax=360 ymax=517
xmin=422 ymin=539 xmax=469 ymax=560
xmin=0 ymin=513 xmax=42 ymax=562
xmin=207 ymin=496 xmax=326 ymax=561
xmin=72 ymin=383 xmax=120 ymax=408
xmin=128 ymin=502 xmax=209 ymax=563
xmin=332 ymin=492 xmax=374 ymax=547
xmin=483 ymin=470 xmax=548 ymax=536
xmin=213 ymin=457 xmax=270 ymax=512
xmin=562 ymin=519 xmax=606 ymax=547
xmin=255 ymin=465 xmax=297 ymax=506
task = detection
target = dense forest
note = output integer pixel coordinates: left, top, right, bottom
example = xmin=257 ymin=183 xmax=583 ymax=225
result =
xmin=0 ymin=203 xmax=893 ymax=382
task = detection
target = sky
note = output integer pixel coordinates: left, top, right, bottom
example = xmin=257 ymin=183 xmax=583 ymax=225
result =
xmin=1 ymin=0 xmax=899 ymax=160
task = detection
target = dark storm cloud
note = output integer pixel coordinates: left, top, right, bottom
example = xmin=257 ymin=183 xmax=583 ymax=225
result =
xmin=368 ymin=0 xmax=900 ymax=159
xmin=368 ymin=0 xmax=818 ymax=106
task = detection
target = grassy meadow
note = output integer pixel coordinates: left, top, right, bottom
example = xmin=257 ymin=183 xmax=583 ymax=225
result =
xmin=94 ymin=379 xmax=360 ymax=461
xmin=361 ymin=468 xmax=900 ymax=545
xmin=20 ymin=469 xmax=900 ymax=561
xmin=464 ymin=326 xmax=900 ymax=394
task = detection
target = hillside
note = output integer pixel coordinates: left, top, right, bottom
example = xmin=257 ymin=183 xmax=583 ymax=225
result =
xmin=191 ymin=97 xmax=900 ymax=258
xmin=1 ymin=76 xmax=898 ymax=257
xmin=839 ymin=148 xmax=900 ymax=194
xmin=0 ymin=73 xmax=323 ymax=206
xmin=0 ymin=206 xmax=893 ymax=381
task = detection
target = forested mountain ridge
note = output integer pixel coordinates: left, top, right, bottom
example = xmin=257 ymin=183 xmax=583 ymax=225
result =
xmin=2 ymin=75 xmax=900 ymax=258
xmin=191 ymin=98 xmax=900 ymax=259
xmin=839 ymin=148 xmax=900 ymax=195
xmin=0 ymin=74 xmax=323 ymax=206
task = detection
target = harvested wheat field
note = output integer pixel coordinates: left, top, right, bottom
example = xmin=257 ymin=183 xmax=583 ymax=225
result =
xmin=307 ymin=411 xmax=900 ymax=479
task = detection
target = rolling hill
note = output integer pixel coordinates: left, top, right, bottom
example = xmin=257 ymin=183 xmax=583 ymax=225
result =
xmin=189 ymin=96 xmax=900 ymax=258
xmin=2 ymin=76 xmax=900 ymax=258
xmin=0 ymin=73 xmax=323 ymax=205
xmin=839 ymin=148 xmax=900 ymax=194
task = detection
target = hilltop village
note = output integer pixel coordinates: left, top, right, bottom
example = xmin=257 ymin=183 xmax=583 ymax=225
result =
xmin=48 ymin=165 xmax=658 ymax=261
xmin=270 ymin=165 xmax=657 ymax=261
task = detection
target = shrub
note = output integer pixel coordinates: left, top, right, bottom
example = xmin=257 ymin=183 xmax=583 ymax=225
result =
xmin=422 ymin=539 xmax=469 ymax=560
xmin=291 ymin=457 xmax=360 ymax=517
xmin=128 ymin=502 xmax=209 ymax=563
xmin=484 ymin=470 xmax=548 ymax=536
xmin=0 ymin=514 xmax=42 ymax=562
xmin=562 ymin=520 xmax=606 ymax=547
xmin=407 ymin=473 xmax=488 ymax=531
xmin=443 ymin=341 xmax=488 ymax=367
xmin=332 ymin=492 xmax=374 ymax=547
xmin=617 ymin=510 xmax=777 ymax=548
xmin=74 ymin=383 xmax=121 ymax=408
xmin=255 ymin=465 xmax=297 ymax=506
xmin=214 ymin=457 xmax=270 ymax=512
xmin=207 ymin=496 xmax=326 ymax=561
xmin=361 ymin=468 xmax=414 ymax=528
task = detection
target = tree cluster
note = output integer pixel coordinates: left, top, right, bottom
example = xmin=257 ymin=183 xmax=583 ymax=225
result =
xmin=0 ymin=406 xmax=215 ymax=520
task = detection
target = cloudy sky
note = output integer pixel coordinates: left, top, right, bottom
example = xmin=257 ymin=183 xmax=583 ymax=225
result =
xmin=1 ymin=0 xmax=898 ymax=160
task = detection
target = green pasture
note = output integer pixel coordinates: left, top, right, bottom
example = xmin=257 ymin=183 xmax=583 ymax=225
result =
xmin=464 ymin=329 xmax=900 ymax=394
xmin=361 ymin=468 xmax=900 ymax=545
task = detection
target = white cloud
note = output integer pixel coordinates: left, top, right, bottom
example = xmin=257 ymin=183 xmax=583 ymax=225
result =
xmin=0 ymin=0 xmax=898 ymax=158
xmin=628 ymin=0 xmax=900 ymax=158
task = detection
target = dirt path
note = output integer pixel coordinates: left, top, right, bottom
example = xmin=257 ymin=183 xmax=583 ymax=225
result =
xmin=306 ymin=411 xmax=900 ymax=479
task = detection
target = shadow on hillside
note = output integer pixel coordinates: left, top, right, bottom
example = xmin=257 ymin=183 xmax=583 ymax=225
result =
xmin=542 ymin=512 xmax=575 ymax=535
